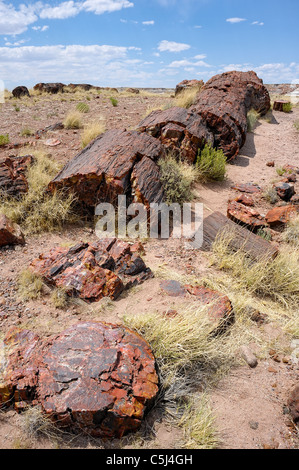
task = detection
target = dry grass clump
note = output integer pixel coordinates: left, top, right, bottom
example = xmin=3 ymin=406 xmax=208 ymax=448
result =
xmin=158 ymin=154 xmax=198 ymax=204
xmin=50 ymin=287 xmax=69 ymax=309
xmin=81 ymin=119 xmax=106 ymax=148
xmin=76 ymin=102 xmax=89 ymax=113
xmin=196 ymin=143 xmax=227 ymax=182
xmin=294 ymin=120 xmax=299 ymax=132
xmin=63 ymin=110 xmax=83 ymax=129
xmin=282 ymin=215 xmax=299 ymax=246
xmin=247 ymin=109 xmax=260 ymax=132
xmin=174 ymin=87 xmax=199 ymax=109
xmin=262 ymin=186 xmax=279 ymax=204
xmin=212 ymin=229 xmax=299 ymax=306
xmin=0 ymin=150 xmax=78 ymax=234
xmin=18 ymin=269 xmax=43 ymax=300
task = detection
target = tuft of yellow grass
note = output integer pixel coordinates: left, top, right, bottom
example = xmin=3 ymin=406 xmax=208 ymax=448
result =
xmin=81 ymin=119 xmax=106 ymax=148
xmin=174 ymin=87 xmax=199 ymax=109
xmin=63 ymin=110 xmax=83 ymax=129
xmin=18 ymin=269 xmax=43 ymax=300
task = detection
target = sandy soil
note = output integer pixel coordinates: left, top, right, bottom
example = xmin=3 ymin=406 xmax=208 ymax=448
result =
xmin=0 ymin=89 xmax=298 ymax=449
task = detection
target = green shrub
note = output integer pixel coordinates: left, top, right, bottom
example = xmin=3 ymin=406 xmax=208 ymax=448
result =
xmin=20 ymin=127 xmax=33 ymax=137
xmin=158 ymin=154 xmax=198 ymax=205
xmin=0 ymin=134 xmax=9 ymax=146
xmin=109 ymin=97 xmax=118 ymax=107
xmin=282 ymin=102 xmax=292 ymax=113
xmin=196 ymin=144 xmax=227 ymax=182
xmin=76 ymin=102 xmax=90 ymax=113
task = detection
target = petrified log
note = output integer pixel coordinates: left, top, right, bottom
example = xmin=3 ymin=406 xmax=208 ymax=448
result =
xmin=137 ymin=107 xmax=214 ymax=163
xmin=0 ymin=155 xmax=33 ymax=196
xmin=30 ymin=238 xmax=152 ymax=301
xmin=0 ymin=322 xmax=159 ymax=437
xmin=67 ymin=83 xmax=92 ymax=91
xmin=33 ymin=83 xmax=65 ymax=94
xmin=175 ymin=79 xmax=204 ymax=96
xmin=48 ymin=129 xmax=165 ymax=207
xmin=190 ymin=71 xmax=270 ymax=159
xmin=273 ymin=100 xmax=290 ymax=112
xmin=0 ymin=214 xmax=25 ymax=247
xmin=12 ymin=86 xmax=30 ymax=98
xmin=199 ymin=211 xmax=278 ymax=260
xmin=265 ymin=205 xmax=299 ymax=227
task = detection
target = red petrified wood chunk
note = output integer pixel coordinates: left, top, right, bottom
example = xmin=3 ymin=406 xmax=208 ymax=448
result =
xmin=0 ymin=322 xmax=159 ymax=438
xmin=227 ymin=201 xmax=266 ymax=230
xmin=288 ymin=385 xmax=299 ymax=423
xmin=231 ymin=183 xmax=261 ymax=194
xmin=0 ymin=214 xmax=25 ymax=247
xmin=234 ymin=193 xmax=255 ymax=206
xmin=0 ymin=155 xmax=34 ymax=197
xmin=265 ymin=205 xmax=299 ymax=227
xmin=29 ymin=239 xmax=152 ymax=302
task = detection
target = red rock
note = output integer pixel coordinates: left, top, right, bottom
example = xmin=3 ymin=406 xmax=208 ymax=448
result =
xmin=265 ymin=205 xmax=299 ymax=227
xmin=231 ymin=183 xmax=261 ymax=193
xmin=175 ymin=79 xmax=204 ymax=96
xmin=12 ymin=86 xmax=30 ymax=98
xmin=0 ymin=155 xmax=33 ymax=197
xmin=33 ymin=82 xmax=65 ymax=94
xmin=48 ymin=129 xmax=165 ymax=207
xmin=227 ymin=201 xmax=266 ymax=230
xmin=234 ymin=194 xmax=255 ymax=206
xmin=185 ymin=285 xmax=234 ymax=329
xmin=0 ymin=214 xmax=25 ymax=247
xmin=288 ymin=385 xmax=299 ymax=422
xmin=0 ymin=322 xmax=159 ymax=437
xmin=266 ymin=161 xmax=275 ymax=167
xmin=29 ymin=239 xmax=152 ymax=302
xmin=273 ymin=182 xmax=295 ymax=201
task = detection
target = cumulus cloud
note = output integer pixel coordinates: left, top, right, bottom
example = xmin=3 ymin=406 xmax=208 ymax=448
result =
xmin=142 ymin=20 xmax=155 ymax=25
xmin=226 ymin=17 xmax=246 ymax=24
xmin=252 ymin=21 xmax=264 ymax=26
xmin=158 ymin=40 xmax=190 ymax=53
xmin=0 ymin=1 xmax=38 ymax=35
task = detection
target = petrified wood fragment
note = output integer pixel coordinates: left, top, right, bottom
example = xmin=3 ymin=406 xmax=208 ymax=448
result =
xmin=0 ymin=322 xmax=159 ymax=438
xmin=227 ymin=201 xmax=267 ymax=231
xmin=0 ymin=214 xmax=25 ymax=247
xmin=48 ymin=129 xmax=165 ymax=207
xmin=30 ymin=238 xmax=152 ymax=301
xmin=12 ymin=86 xmax=30 ymax=98
xmin=0 ymin=155 xmax=33 ymax=197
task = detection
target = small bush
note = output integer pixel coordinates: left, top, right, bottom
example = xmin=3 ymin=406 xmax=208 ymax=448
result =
xmin=263 ymin=186 xmax=279 ymax=205
xmin=63 ymin=110 xmax=83 ymax=129
xmin=76 ymin=102 xmax=89 ymax=113
xmin=282 ymin=215 xmax=299 ymax=246
xmin=294 ymin=120 xmax=299 ymax=132
xmin=109 ymin=97 xmax=118 ymax=107
xmin=282 ymin=102 xmax=292 ymax=113
xmin=158 ymin=154 xmax=198 ymax=205
xmin=20 ymin=127 xmax=33 ymax=137
xmin=196 ymin=144 xmax=227 ymax=182
xmin=81 ymin=120 xmax=105 ymax=148
xmin=18 ymin=269 xmax=43 ymax=300
xmin=247 ymin=109 xmax=260 ymax=132
xmin=51 ymin=287 xmax=69 ymax=309
xmin=276 ymin=166 xmax=286 ymax=177
xmin=0 ymin=134 xmax=9 ymax=146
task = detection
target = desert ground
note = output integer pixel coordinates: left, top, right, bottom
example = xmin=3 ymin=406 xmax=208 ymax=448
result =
xmin=0 ymin=84 xmax=298 ymax=449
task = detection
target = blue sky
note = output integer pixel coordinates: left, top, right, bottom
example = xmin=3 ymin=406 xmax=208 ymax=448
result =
xmin=0 ymin=0 xmax=298 ymax=90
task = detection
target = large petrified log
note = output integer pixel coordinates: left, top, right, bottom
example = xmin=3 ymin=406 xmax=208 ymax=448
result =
xmin=0 ymin=322 xmax=159 ymax=438
xmin=199 ymin=211 xmax=278 ymax=261
xmin=33 ymin=83 xmax=66 ymax=94
xmin=0 ymin=155 xmax=33 ymax=197
xmin=137 ymin=107 xmax=214 ymax=163
xmin=12 ymin=86 xmax=30 ymax=98
xmin=48 ymin=129 xmax=165 ymax=208
xmin=190 ymin=71 xmax=271 ymax=159
xmin=30 ymin=238 xmax=153 ymax=301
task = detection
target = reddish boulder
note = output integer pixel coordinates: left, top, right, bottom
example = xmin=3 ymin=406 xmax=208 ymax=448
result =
xmin=288 ymin=385 xmax=299 ymax=423
xmin=234 ymin=193 xmax=255 ymax=206
xmin=33 ymin=83 xmax=65 ymax=94
xmin=67 ymin=83 xmax=92 ymax=91
xmin=273 ymin=182 xmax=295 ymax=201
xmin=265 ymin=205 xmax=299 ymax=227
xmin=0 ymin=214 xmax=25 ymax=247
xmin=29 ymin=239 xmax=152 ymax=302
xmin=0 ymin=155 xmax=33 ymax=197
xmin=227 ymin=201 xmax=267 ymax=231
xmin=175 ymin=79 xmax=204 ymax=96
xmin=185 ymin=284 xmax=234 ymax=329
xmin=0 ymin=322 xmax=159 ymax=437
xmin=12 ymin=86 xmax=30 ymax=98
xmin=48 ymin=129 xmax=165 ymax=207
xmin=231 ymin=183 xmax=261 ymax=194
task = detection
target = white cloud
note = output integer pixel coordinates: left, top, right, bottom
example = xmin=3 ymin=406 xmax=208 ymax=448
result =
xmin=194 ymin=25 xmax=202 ymax=29
xmin=32 ymin=25 xmax=49 ymax=32
xmin=194 ymin=54 xmax=206 ymax=60
xmin=0 ymin=1 xmax=38 ymax=35
xmin=252 ymin=21 xmax=264 ymax=26
xmin=158 ymin=40 xmax=191 ymax=53
xmin=226 ymin=17 xmax=246 ymax=24
xmin=39 ymin=1 xmax=81 ymax=19
xmin=81 ymin=0 xmax=134 ymax=15
xmin=0 ymin=43 xmax=152 ymax=87
xmin=142 ymin=20 xmax=155 ymax=25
